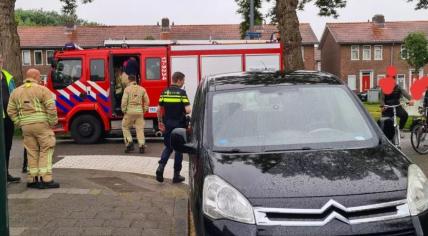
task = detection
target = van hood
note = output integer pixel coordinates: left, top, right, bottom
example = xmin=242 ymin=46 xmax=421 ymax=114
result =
xmin=209 ymin=144 xmax=410 ymax=199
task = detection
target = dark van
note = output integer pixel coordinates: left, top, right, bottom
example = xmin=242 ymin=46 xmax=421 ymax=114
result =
xmin=172 ymin=71 xmax=428 ymax=236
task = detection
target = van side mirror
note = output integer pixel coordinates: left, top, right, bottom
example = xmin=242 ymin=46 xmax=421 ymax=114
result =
xmin=171 ymin=128 xmax=196 ymax=154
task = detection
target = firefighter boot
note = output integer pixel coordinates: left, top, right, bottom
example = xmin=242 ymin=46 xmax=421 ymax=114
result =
xmin=38 ymin=177 xmax=60 ymax=189
xmin=124 ymin=143 xmax=135 ymax=153
xmin=27 ymin=177 xmax=39 ymax=189
xmin=139 ymin=145 xmax=146 ymax=154
xmin=172 ymin=171 xmax=185 ymax=184
xmin=156 ymin=163 xmax=165 ymax=183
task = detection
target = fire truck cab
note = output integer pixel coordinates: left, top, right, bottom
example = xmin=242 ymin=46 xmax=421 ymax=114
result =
xmin=48 ymin=40 xmax=282 ymax=144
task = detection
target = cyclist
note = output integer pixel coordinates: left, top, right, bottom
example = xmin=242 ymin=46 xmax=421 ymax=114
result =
xmin=380 ymin=76 xmax=414 ymax=139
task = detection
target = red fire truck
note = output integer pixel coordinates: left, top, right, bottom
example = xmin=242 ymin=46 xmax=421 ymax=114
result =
xmin=47 ymin=40 xmax=283 ymax=144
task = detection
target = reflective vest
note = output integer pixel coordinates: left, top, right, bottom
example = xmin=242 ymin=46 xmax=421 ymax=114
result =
xmin=1 ymin=69 xmax=15 ymax=118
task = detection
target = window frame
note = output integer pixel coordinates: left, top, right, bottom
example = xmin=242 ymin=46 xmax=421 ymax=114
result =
xmin=34 ymin=50 xmax=43 ymax=65
xmin=362 ymin=45 xmax=371 ymax=61
xmin=374 ymin=45 xmax=383 ymax=61
xmin=351 ymin=45 xmax=359 ymax=61
xmin=22 ymin=50 xmax=31 ymax=66
xmin=347 ymin=75 xmax=357 ymax=90
xmin=145 ymin=57 xmax=161 ymax=81
xmin=46 ymin=50 xmax=55 ymax=65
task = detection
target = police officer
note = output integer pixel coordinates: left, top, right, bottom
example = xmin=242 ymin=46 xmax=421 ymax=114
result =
xmin=0 ymin=54 xmax=21 ymax=183
xmin=380 ymin=76 xmax=414 ymax=138
xmin=156 ymin=72 xmax=191 ymax=183
xmin=121 ymin=74 xmax=150 ymax=153
xmin=7 ymin=68 xmax=59 ymax=189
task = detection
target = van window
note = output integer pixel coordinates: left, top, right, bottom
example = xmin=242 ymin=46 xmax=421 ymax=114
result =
xmin=146 ymin=58 xmax=161 ymax=80
xmin=52 ymin=59 xmax=82 ymax=89
xmin=90 ymin=59 xmax=105 ymax=82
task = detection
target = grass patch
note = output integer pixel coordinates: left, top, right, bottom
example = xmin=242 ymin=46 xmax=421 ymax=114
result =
xmin=363 ymin=102 xmax=414 ymax=130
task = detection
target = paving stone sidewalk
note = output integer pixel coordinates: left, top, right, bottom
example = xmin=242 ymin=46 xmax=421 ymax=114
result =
xmin=7 ymin=169 xmax=189 ymax=236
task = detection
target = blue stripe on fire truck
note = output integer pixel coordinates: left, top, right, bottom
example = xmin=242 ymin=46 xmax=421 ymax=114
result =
xmin=55 ymin=101 xmax=69 ymax=113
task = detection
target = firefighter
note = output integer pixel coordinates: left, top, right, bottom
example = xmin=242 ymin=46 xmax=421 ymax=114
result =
xmin=0 ymin=54 xmax=21 ymax=183
xmin=7 ymin=68 xmax=59 ymax=189
xmin=156 ymin=71 xmax=191 ymax=183
xmin=121 ymin=74 xmax=150 ymax=153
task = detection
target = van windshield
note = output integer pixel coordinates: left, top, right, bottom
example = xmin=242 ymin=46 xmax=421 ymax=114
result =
xmin=209 ymin=85 xmax=378 ymax=152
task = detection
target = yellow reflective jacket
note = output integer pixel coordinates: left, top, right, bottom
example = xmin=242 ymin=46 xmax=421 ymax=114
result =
xmin=1 ymin=69 xmax=15 ymax=118
xmin=7 ymin=78 xmax=58 ymax=127
xmin=121 ymin=82 xmax=149 ymax=114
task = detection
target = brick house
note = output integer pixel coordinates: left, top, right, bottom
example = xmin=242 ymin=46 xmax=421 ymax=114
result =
xmin=18 ymin=18 xmax=318 ymax=80
xmin=319 ymin=15 xmax=428 ymax=93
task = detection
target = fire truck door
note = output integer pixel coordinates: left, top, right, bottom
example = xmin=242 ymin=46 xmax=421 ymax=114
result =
xmin=140 ymin=48 xmax=168 ymax=116
xmin=87 ymin=55 xmax=111 ymax=115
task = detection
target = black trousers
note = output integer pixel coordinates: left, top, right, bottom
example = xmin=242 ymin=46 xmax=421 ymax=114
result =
xmin=382 ymin=105 xmax=408 ymax=130
xmin=3 ymin=117 xmax=14 ymax=175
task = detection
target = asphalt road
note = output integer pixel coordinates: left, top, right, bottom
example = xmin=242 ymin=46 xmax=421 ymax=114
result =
xmin=7 ymin=133 xmax=428 ymax=175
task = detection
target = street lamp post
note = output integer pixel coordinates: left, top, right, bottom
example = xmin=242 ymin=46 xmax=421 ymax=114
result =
xmin=0 ymin=73 xmax=10 ymax=236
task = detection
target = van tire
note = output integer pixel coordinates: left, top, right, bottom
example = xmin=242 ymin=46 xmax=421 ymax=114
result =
xmin=70 ymin=114 xmax=103 ymax=144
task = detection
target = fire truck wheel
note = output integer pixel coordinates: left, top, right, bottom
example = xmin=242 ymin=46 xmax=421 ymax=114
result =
xmin=70 ymin=114 xmax=103 ymax=144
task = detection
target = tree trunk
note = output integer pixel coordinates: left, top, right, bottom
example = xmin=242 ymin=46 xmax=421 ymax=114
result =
xmin=276 ymin=0 xmax=304 ymax=72
xmin=0 ymin=0 xmax=23 ymax=84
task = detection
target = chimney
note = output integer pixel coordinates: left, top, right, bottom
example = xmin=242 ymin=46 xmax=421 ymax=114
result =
xmin=160 ymin=17 xmax=171 ymax=40
xmin=64 ymin=22 xmax=76 ymax=35
xmin=372 ymin=14 xmax=385 ymax=28
xmin=161 ymin=18 xmax=170 ymax=32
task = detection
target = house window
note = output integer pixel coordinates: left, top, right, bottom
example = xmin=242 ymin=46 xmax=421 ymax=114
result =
xmin=401 ymin=45 xmax=407 ymax=60
xmin=377 ymin=74 xmax=385 ymax=87
xmin=22 ymin=50 xmax=31 ymax=66
xmin=374 ymin=45 xmax=383 ymax=60
xmin=351 ymin=45 xmax=359 ymax=60
xmin=362 ymin=45 xmax=371 ymax=60
xmin=397 ymin=74 xmax=406 ymax=89
xmin=34 ymin=50 xmax=43 ymax=65
xmin=46 ymin=50 xmax=54 ymax=65
xmin=347 ymin=75 xmax=357 ymax=90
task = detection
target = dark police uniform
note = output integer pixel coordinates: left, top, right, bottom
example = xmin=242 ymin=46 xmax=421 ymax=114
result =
xmin=158 ymin=85 xmax=190 ymax=178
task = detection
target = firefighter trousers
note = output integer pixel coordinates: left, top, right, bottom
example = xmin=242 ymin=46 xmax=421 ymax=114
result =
xmin=21 ymin=122 xmax=56 ymax=182
xmin=122 ymin=113 xmax=145 ymax=147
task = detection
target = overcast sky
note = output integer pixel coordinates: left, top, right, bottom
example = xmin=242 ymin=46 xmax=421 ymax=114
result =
xmin=15 ymin=0 xmax=428 ymax=39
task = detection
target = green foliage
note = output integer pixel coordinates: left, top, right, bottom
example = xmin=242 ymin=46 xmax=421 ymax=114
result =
xmin=407 ymin=0 xmax=428 ymax=9
xmin=403 ymin=32 xmax=428 ymax=72
xmin=15 ymin=9 xmax=100 ymax=26
xmin=59 ymin=0 xmax=94 ymax=23
xmin=235 ymin=0 xmax=264 ymax=39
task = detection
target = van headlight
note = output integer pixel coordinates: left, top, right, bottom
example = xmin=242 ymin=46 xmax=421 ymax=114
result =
xmin=407 ymin=164 xmax=428 ymax=216
xmin=203 ymin=175 xmax=255 ymax=224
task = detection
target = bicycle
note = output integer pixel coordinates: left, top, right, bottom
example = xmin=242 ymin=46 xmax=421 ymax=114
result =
xmin=380 ymin=104 xmax=403 ymax=148
xmin=411 ymin=106 xmax=428 ymax=154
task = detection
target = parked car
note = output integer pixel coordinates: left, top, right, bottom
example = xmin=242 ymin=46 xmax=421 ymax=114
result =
xmin=172 ymin=71 xmax=428 ymax=236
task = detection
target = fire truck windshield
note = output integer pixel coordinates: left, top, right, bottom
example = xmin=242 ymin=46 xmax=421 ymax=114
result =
xmin=52 ymin=59 xmax=82 ymax=89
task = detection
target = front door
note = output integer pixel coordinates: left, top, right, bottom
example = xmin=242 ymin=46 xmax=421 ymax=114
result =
xmin=362 ymin=74 xmax=370 ymax=92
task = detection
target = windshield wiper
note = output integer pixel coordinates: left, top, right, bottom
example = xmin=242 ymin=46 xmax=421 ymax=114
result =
xmin=213 ymin=148 xmax=251 ymax=153
xmin=264 ymin=146 xmax=312 ymax=152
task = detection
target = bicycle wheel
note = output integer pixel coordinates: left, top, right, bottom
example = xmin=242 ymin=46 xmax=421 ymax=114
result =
xmin=411 ymin=124 xmax=428 ymax=154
